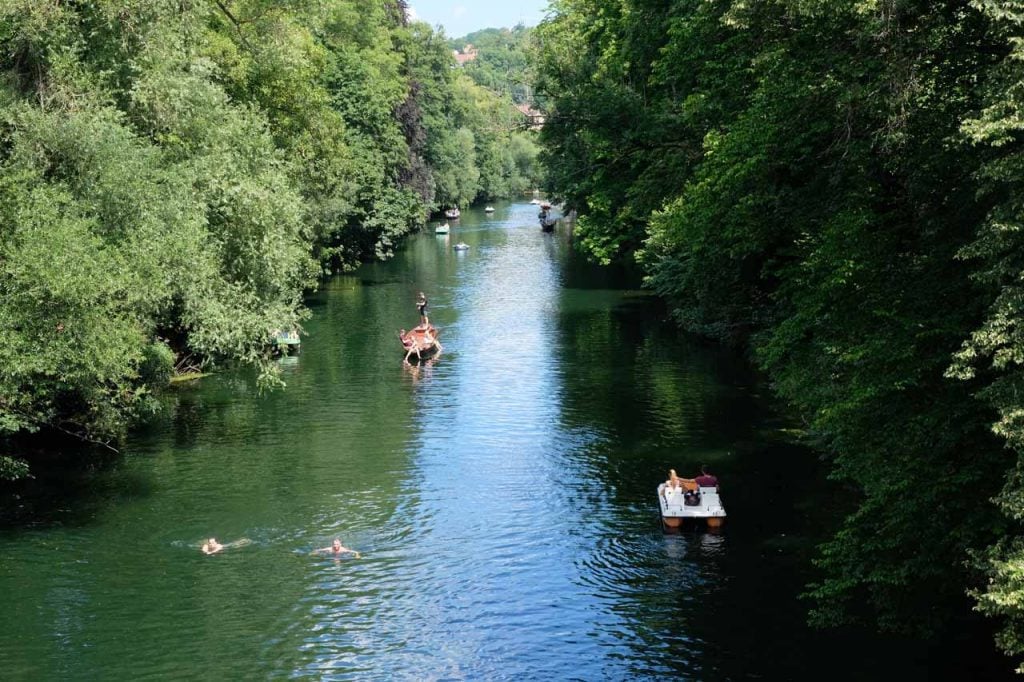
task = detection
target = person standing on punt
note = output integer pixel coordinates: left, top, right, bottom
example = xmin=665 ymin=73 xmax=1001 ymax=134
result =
xmin=416 ymin=291 xmax=429 ymax=328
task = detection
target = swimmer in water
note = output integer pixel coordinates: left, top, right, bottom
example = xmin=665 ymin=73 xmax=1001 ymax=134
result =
xmin=313 ymin=538 xmax=361 ymax=558
xmin=201 ymin=538 xmax=224 ymax=555
xmin=201 ymin=537 xmax=251 ymax=554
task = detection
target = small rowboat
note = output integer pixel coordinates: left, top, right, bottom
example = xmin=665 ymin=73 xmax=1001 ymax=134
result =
xmin=658 ymin=484 xmax=726 ymax=529
xmin=454 ymin=242 xmax=470 ymax=251
xmin=484 ymin=206 xmax=495 ymax=213
xmin=435 ymin=222 xmax=450 ymax=234
xmin=399 ymin=325 xmax=441 ymax=360
xmin=444 ymin=207 xmax=461 ymax=219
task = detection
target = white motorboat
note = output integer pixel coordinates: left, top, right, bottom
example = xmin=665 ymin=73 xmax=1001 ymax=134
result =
xmin=658 ymin=484 xmax=726 ymax=529
xmin=435 ymin=222 xmax=450 ymax=234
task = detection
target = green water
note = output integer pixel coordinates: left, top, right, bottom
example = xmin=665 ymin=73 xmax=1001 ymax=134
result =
xmin=0 ymin=203 xmax=1009 ymax=679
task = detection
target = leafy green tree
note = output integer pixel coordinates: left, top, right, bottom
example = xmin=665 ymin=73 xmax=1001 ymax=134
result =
xmin=535 ymin=0 xmax=1016 ymax=653
xmin=450 ymin=26 xmax=534 ymax=104
xmin=947 ymin=0 xmax=1024 ymax=669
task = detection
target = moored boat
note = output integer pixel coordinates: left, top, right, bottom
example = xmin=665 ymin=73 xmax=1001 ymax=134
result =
xmin=399 ymin=325 xmax=441 ymax=360
xmin=270 ymin=328 xmax=301 ymax=355
xmin=658 ymin=483 xmax=726 ymax=529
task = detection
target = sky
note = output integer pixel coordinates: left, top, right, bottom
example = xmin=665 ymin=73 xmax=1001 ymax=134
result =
xmin=407 ymin=0 xmax=552 ymax=39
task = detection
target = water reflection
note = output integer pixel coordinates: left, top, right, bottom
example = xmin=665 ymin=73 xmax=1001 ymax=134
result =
xmin=0 ymin=202 xmax=1012 ymax=680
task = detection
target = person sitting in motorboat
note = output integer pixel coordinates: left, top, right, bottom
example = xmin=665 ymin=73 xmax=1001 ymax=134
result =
xmin=694 ymin=465 xmax=719 ymax=489
xmin=663 ymin=469 xmax=698 ymax=500
xmin=664 ymin=469 xmax=682 ymax=490
xmin=665 ymin=469 xmax=698 ymax=490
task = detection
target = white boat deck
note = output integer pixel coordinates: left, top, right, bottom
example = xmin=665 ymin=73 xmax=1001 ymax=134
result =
xmin=658 ymin=484 xmax=726 ymax=521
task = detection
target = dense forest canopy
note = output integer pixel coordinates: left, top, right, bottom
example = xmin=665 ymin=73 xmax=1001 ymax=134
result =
xmin=0 ymin=0 xmax=539 ymax=478
xmin=534 ymin=0 xmax=1024 ymax=669
xmin=449 ymin=26 xmax=535 ymax=105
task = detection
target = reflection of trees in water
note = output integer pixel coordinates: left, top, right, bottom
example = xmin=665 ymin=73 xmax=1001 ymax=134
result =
xmin=402 ymin=355 xmax=439 ymax=385
xmin=554 ymin=294 xmax=757 ymax=468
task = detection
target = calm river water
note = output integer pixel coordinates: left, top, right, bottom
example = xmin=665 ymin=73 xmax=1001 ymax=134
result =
xmin=0 ymin=203 xmax=1011 ymax=679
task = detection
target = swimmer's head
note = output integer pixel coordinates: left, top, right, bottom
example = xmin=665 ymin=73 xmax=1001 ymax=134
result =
xmin=332 ymin=539 xmax=342 ymax=552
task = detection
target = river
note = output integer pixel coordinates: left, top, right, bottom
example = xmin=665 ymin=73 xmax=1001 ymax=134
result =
xmin=0 ymin=202 xmax=1010 ymax=679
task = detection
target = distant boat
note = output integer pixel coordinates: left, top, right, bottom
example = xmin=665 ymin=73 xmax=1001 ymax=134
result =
xmin=435 ymin=222 xmax=450 ymax=234
xmin=270 ymin=328 xmax=301 ymax=355
xmin=658 ymin=483 xmax=726 ymax=529
xmin=529 ymin=198 xmax=540 ymax=205
xmin=399 ymin=325 xmax=441 ymax=361
xmin=444 ymin=207 xmax=461 ymax=219
xmin=484 ymin=206 xmax=495 ymax=213
xmin=539 ymin=210 xmax=557 ymax=231
xmin=454 ymin=242 xmax=470 ymax=251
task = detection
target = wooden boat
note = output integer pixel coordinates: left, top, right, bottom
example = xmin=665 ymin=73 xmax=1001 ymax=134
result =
xmin=435 ymin=222 xmax=450 ymax=234
xmin=444 ymin=207 xmax=461 ymax=219
xmin=399 ymin=325 xmax=441 ymax=360
xmin=658 ymin=483 xmax=726 ymax=529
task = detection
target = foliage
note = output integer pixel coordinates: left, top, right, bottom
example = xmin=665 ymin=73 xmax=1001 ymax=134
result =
xmin=406 ymin=23 xmax=542 ymax=208
xmin=535 ymin=0 xmax=1024 ymax=661
xmin=449 ymin=26 xmax=535 ymax=104
xmin=0 ymin=0 xmax=534 ymax=477
xmin=947 ymin=0 xmax=1024 ymax=670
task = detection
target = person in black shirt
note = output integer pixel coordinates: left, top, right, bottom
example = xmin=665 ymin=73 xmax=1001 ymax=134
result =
xmin=416 ymin=291 xmax=429 ymax=328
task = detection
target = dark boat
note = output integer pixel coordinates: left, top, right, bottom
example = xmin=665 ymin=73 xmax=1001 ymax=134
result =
xmin=539 ymin=209 xmax=557 ymax=231
xmin=399 ymin=325 xmax=441 ymax=360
